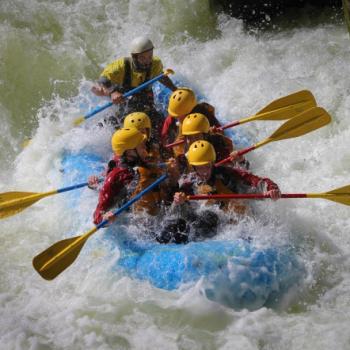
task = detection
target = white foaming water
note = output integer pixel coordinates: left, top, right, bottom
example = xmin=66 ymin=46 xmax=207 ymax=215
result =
xmin=0 ymin=1 xmax=350 ymax=349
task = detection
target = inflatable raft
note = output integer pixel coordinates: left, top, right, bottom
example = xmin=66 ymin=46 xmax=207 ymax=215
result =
xmin=60 ymin=80 xmax=305 ymax=310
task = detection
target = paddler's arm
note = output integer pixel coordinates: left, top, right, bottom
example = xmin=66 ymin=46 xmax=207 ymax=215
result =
xmin=267 ymin=188 xmax=281 ymax=201
xmin=93 ymin=168 xmax=133 ymax=224
xmin=102 ymin=211 xmax=117 ymax=225
xmin=173 ymin=192 xmax=188 ymax=205
xmin=173 ymin=174 xmax=195 ymax=205
xmin=228 ymin=150 xmax=245 ymax=164
xmin=256 ymin=176 xmax=281 ymax=200
xmin=160 ymin=115 xmax=176 ymax=147
xmin=235 ymin=168 xmax=281 ymax=201
xmin=151 ymin=56 xmax=176 ymax=92
xmin=93 ymin=174 xmax=117 ymax=225
xmin=91 ymin=59 xmax=125 ymax=102
xmin=88 ymin=159 xmax=119 ymax=191
xmin=88 ymin=175 xmax=101 ymax=190
xmin=91 ymin=76 xmax=114 ymax=96
xmin=91 ymin=77 xmax=125 ymax=104
xmin=159 ymin=75 xmax=177 ymax=91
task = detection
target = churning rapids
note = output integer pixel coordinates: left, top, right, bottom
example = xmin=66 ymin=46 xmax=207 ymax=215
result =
xmin=0 ymin=1 xmax=349 ymax=349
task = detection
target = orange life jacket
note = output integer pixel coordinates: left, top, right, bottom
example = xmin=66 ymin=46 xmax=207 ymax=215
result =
xmin=132 ymin=147 xmax=169 ymax=216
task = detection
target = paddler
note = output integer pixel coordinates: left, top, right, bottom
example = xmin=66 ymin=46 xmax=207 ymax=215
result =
xmin=122 ymin=111 xmax=172 ymax=158
xmin=91 ymin=127 xmax=178 ymax=225
xmin=158 ymin=140 xmax=280 ymax=243
xmin=91 ymin=36 xmax=177 ymax=135
xmin=160 ymin=87 xmax=223 ymax=150
xmin=88 ymin=111 xmax=157 ymax=178
xmin=176 ymin=112 xmax=249 ymax=169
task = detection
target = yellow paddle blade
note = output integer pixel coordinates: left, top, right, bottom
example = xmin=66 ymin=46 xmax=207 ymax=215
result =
xmin=256 ymin=90 xmax=317 ymax=119
xmin=316 ymin=184 xmax=350 ymax=206
xmin=33 ymin=236 xmax=86 ymax=280
xmin=33 ymin=226 xmax=98 ymax=280
xmin=73 ymin=116 xmax=85 ymax=127
xmin=0 ymin=191 xmax=42 ymax=219
xmin=0 ymin=191 xmax=55 ymax=219
xmin=0 ymin=191 xmax=37 ymax=203
xmin=268 ymin=107 xmax=331 ymax=142
xmin=237 ymin=90 xmax=317 ymax=126
xmin=22 ymin=138 xmax=32 ymax=148
xmin=253 ymin=99 xmax=316 ymax=122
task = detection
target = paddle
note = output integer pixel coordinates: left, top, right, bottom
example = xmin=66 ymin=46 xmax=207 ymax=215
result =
xmin=188 ymin=184 xmax=350 ymax=206
xmin=165 ymin=138 xmax=186 ymax=149
xmin=217 ymin=89 xmax=317 ymax=131
xmin=0 ymin=179 xmax=102 ymax=220
xmin=32 ymin=174 xmax=168 ymax=280
xmin=164 ymin=90 xmax=316 ymax=149
xmin=22 ymin=139 xmax=32 ymax=148
xmin=73 ymin=69 xmax=174 ymax=126
xmin=215 ymin=107 xmax=331 ymax=167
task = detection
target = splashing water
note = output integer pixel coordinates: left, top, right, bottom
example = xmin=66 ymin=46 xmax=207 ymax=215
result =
xmin=0 ymin=1 xmax=350 ymax=349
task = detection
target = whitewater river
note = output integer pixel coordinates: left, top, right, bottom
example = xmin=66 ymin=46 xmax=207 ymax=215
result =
xmin=1 ymin=1 xmax=350 ymax=349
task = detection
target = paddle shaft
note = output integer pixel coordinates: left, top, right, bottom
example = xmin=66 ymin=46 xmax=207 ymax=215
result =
xmin=189 ymin=192 xmax=350 ymax=205
xmin=84 ymin=71 xmax=170 ymax=121
xmin=165 ymin=139 xmax=185 ymax=149
xmin=57 ymin=181 xmax=90 ymax=193
xmin=214 ymin=140 xmax=268 ymax=167
xmin=189 ymin=193 xmax=308 ymax=200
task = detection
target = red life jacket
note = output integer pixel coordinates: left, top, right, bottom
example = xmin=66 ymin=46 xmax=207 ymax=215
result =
xmin=93 ymin=167 xmax=134 ymax=225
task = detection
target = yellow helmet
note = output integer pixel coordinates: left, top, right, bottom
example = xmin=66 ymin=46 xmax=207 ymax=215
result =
xmin=168 ymin=88 xmax=197 ymax=117
xmin=182 ymin=113 xmax=210 ymax=135
xmin=123 ymin=112 xmax=151 ymax=130
xmin=186 ymin=140 xmax=216 ymax=166
xmin=111 ymin=127 xmax=147 ymax=156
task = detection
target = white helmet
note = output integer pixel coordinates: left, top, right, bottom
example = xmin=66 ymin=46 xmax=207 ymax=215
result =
xmin=130 ymin=37 xmax=154 ymax=54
